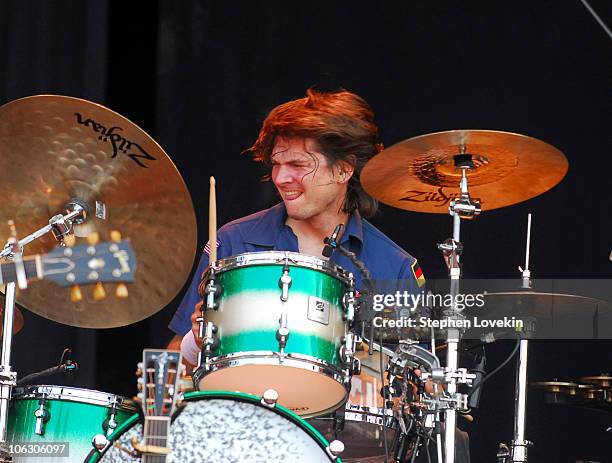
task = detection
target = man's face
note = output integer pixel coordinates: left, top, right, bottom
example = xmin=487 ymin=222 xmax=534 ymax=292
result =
xmin=270 ymin=137 xmax=348 ymax=222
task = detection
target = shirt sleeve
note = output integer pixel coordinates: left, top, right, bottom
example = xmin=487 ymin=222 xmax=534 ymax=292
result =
xmin=168 ymin=234 xmax=229 ymax=336
xmin=168 ymin=251 xmax=210 ymax=336
xmin=398 ymin=257 xmax=426 ymax=296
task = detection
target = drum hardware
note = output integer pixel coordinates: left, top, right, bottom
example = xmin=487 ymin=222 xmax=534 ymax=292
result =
xmin=103 ymin=402 xmax=120 ymax=436
xmin=276 ymin=312 xmax=290 ymax=358
xmin=326 ymin=439 xmax=345 ymax=460
xmin=261 ymin=388 xmax=280 ymax=408
xmin=279 ymin=258 xmax=293 ymax=301
xmin=92 ymin=434 xmax=110 ymax=451
xmin=342 ymin=278 xmax=356 ymax=324
xmin=33 ymin=397 xmax=50 ymax=435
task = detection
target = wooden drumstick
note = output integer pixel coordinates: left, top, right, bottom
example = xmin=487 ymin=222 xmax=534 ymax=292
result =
xmin=209 ymin=176 xmax=217 ymax=263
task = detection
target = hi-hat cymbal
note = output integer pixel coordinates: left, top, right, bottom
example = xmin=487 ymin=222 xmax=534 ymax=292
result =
xmin=0 ymin=95 xmax=197 ymax=328
xmin=362 ymin=130 xmax=568 ymax=213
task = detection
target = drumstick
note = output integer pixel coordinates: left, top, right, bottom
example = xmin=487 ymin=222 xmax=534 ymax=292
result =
xmin=209 ymin=176 xmax=217 ymax=263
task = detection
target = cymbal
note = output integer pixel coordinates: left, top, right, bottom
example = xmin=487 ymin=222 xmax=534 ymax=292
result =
xmin=531 ymin=381 xmax=580 ymax=393
xmin=361 ymin=130 xmax=568 ymax=213
xmin=0 ymin=296 xmax=24 ymax=336
xmin=0 ymin=95 xmax=197 ymax=328
xmin=580 ymin=375 xmax=612 ymax=388
xmin=480 ymin=291 xmax=610 ymax=317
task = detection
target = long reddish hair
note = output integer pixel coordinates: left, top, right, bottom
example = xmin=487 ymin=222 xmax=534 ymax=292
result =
xmin=249 ymin=89 xmax=382 ymax=218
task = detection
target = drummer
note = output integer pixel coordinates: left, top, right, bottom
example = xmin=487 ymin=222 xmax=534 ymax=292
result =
xmin=167 ymin=88 xmax=425 ymax=363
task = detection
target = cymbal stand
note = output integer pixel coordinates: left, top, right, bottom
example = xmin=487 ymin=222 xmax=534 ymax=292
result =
xmin=0 ymin=204 xmax=86 ymax=462
xmin=499 ymin=214 xmax=534 ymax=462
xmin=435 ymin=159 xmax=481 ymax=463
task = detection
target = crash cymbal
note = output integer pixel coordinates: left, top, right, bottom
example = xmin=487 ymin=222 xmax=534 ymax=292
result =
xmin=480 ymin=291 xmax=610 ymax=317
xmin=580 ymin=375 xmax=612 ymax=388
xmin=0 ymin=95 xmax=197 ymax=328
xmin=362 ymin=130 xmax=568 ymax=213
xmin=0 ymin=295 xmax=24 ymax=336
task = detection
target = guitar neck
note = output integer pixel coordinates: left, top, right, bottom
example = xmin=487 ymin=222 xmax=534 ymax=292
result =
xmin=0 ymin=257 xmax=40 ymax=285
xmin=142 ymin=416 xmax=171 ymax=463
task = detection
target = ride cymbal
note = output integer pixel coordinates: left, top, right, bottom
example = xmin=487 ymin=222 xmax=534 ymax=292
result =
xmin=0 ymin=95 xmax=197 ymax=328
xmin=362 ymin=130 xmax=568 ymax=213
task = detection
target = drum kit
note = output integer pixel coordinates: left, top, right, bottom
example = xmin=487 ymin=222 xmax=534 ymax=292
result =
xmin=0 ymin=94 xmax=608 ymax=462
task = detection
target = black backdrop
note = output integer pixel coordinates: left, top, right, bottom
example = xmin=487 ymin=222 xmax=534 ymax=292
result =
xmin=2 ymin=1 xmax=611 ymax=461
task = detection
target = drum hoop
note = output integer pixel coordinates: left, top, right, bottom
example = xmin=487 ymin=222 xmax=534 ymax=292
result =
xmin=12 ymin=385 xmax=138 ymax=412
xmin=212 ymin=251 xmax=352 ymax=284
xmin=180 ymin=390 xmax=338 ymax=459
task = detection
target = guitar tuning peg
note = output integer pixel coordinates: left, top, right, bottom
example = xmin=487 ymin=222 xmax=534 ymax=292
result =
xmin=86 ymin=231 xmax=100 ymax=246
xmin=135 ymin=367 xmax=143 ymax=377
xmin=70 ymin=285 xmax=83 ymax=303
xmin=64 ymin=234 xmax=76 ymax=247
xmin=93 ymin=282 xmax=106 ymax=301
xmin=115 ymin=283 xmax=128 ymax=299
xmin=136 ymin=392 xmax=144 ymax=402
xmin=137 ymin=362 xmax=144 ymax=370
xmin=110 ymin=230 xmax=122 ymax=242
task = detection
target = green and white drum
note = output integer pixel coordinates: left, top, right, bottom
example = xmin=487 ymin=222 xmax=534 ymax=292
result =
xmin=193 ymin=251 xmax=356 ymax=418
xmin=7 ymin=385 xmax=138 ymax=463
xmin=89 ymin=391 xmax=343 ymax=462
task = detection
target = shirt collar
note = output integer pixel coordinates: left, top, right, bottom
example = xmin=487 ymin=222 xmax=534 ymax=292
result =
xmin=243 ymin=202 xmax=364 ymax=248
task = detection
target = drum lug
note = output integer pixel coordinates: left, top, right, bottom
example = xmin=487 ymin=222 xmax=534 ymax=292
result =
xmin=34 ymin=398 xmax=50 ymax=436
xmin=260 ymin=388 xmax=279 ymax=408
xmin=103 ymin=402 xmax=118 ymax=436
xmin=91 ymin=433 xmax=110 ymax=451
xmin=340 ymin=333 xmax=359 ymax=374
xmin=203 ymin=271 xmax=220 ymax=311
xmin=326 ymin=439 xmax=345 ymax=460
xmin=276 ymin=313 xmax=290 ymax=358
xmin=201 ymin=321 xmax=219 ymax=362
xmin=278 ymin=261 xmax=292 ymax=302
xmin=342 ymin=275 xmax=356 ymax=324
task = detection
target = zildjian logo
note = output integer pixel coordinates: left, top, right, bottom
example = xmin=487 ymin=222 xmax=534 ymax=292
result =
xmin=400 ymin=187 xmax=456 ymax=207
xmin=400 ymin=187 xmax=483 ymax=208
xmin=74 ymin=113 xmax=157 ymax=168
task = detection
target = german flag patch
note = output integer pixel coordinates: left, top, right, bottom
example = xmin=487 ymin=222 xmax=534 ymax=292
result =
xmin=411 ymin=260 xmax=426 ymax=287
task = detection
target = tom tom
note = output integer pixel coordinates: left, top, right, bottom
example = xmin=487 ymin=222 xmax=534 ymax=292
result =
xmin=193 ymin=251 xmax=356 ymax=418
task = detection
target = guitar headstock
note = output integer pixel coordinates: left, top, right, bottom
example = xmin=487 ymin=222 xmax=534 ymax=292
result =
xmin=41 ymin=231 xmax=136 ymax=301
xmin=137 ymin=350 xmax=183 ymax=418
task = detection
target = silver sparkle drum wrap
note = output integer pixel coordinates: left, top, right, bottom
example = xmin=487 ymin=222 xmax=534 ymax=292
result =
xmin=98 ymin=393 xmax=336 ymax=462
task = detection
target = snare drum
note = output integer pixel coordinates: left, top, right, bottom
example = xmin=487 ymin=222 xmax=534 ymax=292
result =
xmin=7 ymin=385 xmax=138 ymax=463
xmin=89 ymin=391 xmax=343 ymax=462
xmin=193 ymin=252 xmax=355 ymax=417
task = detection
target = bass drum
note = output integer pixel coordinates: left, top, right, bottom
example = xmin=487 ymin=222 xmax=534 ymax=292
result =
xmin=89 ymin=391 xmax=343 ymax=463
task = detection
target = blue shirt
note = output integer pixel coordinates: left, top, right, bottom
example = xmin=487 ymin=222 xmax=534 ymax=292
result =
xmin=169 ymin=203 xmax=424 ymax=335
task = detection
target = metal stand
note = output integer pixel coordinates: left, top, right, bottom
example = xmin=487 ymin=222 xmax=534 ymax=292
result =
xmin=0 ymin=205 xmax=86 ymax=462
xmin=436 ymin=158 xmax=481 ymax=463
xmin=500 ymin=214 xmax=534 ymax=462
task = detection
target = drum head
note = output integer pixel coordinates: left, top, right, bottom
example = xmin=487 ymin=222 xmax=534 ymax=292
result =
xmin=96 ymin=391 xmax=335 ymax=463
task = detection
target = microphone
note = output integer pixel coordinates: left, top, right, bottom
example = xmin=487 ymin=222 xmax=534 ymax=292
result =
xmin=322 ymin=224 xmax=345 ymax=258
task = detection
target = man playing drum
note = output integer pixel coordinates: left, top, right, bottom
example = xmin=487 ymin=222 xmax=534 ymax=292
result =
xmin=167 ymin=88 xmax=424 ymax=361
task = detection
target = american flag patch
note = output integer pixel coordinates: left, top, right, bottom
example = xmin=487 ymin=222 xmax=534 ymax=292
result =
xmin=203 ymin=240 xmax=220 ymax=256
xmin=411 ymin=260 xmax=426 ymax=287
